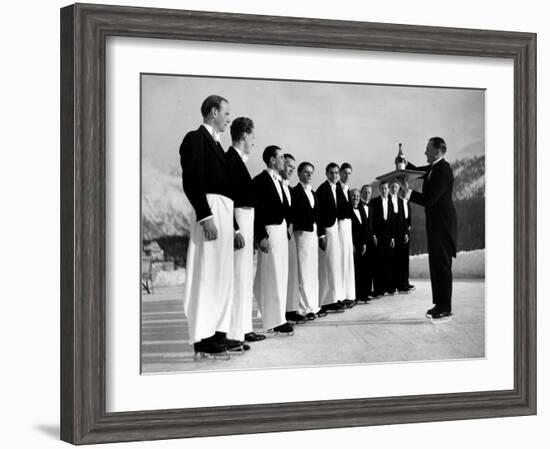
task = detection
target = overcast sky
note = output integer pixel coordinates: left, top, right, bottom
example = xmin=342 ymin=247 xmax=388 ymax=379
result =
xmin=142 ymin=74 xmax=484 ymax=188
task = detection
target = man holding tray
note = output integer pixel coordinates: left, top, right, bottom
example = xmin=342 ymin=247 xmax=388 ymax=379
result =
xmin=400 ymin=137 xmax=458 ymax=321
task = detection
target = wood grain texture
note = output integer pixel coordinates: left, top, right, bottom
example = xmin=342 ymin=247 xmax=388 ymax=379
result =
xmin=60 ymin=3 xmax=537 ymax=445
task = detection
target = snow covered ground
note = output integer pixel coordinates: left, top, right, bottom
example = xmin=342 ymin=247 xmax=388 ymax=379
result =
xmin=410 ymin=249 xmax=485 ymax=279
xmin=153 ymin=268 xmax=186 ymax=287
xmin=151 ymin=249 xmax=485 ymax=287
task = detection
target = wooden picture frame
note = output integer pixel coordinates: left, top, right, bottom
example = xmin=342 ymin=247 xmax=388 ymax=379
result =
xmin=60 ymin=3 xmax=536 ymax=444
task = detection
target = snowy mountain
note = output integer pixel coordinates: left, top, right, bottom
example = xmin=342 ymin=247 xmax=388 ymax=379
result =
xmin=142 ymin=163 xmax=192 ymax=240
xmin=451 ymin=155 xmax=485 ymax=200
xmin=142 ymin=155 xmax=485 ymax=242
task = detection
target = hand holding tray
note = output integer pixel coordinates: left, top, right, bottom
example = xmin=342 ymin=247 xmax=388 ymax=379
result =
xmin=375 ymin=168 xmax=426 ymax=183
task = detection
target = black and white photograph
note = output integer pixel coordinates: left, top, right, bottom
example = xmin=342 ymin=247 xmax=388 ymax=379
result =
xmin=140 ymin=74 xmax=485 ymax=374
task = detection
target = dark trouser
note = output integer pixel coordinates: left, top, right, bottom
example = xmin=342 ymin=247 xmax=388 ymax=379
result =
xmin=354 ymin=245 xmax=374 ymax=300
xmin=427 ymin=237 xmax=453 ymax=312
xmin=373 ymin=241 xmax=394 ymax=295
xmin=393 ymin=241 xmax=410 ymax=291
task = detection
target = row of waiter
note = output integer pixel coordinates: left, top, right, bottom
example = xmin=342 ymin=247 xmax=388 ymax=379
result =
xmin=179 ymin=95 xmax=414 ymax=358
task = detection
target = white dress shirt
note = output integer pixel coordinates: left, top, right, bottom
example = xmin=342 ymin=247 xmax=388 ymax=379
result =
xmin=281 ymin=178 xmax=292 ymax=206
xmin=340 ymin=183 xmax=349 ymax=201
xmin=266 ymin=168 xmax=283 ymax=202
xmin=300 ymin=182 xmax=315 ymax=208
xmin=382 ymin=196 xmax=389 ymax=221
xmin=329 ymin=181 xmax=338 ymax=204
xmin=391 ymin=195 xmax=399 ymax=213
xmin=353 ymin=207 xmax=362 ymax=223
xmin=403 ymin=199 xmax=409 ymax=219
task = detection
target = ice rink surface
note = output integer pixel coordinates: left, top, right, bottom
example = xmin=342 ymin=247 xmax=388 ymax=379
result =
xmin=141 ymin=279 xmax=485 ymax=374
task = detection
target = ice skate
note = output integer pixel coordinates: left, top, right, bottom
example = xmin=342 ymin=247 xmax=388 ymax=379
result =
xmin=270 ymin=322 xmax=294 ymax=336
xmin=428 ymin=310 xmax=453 ymax=323
xmin=321 ymin=302 xmax=345 ymax=313
xmin=193 ymin=340 xmax=230 ymax=361
xmin=285 ymin=311 xmax=306 ymax=324
xmin=225 ymin=339 xmax=251 ymax=354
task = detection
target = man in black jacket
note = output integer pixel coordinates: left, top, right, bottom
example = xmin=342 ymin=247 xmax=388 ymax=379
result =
xmin=279 ymin=154 xmax=305 ymax=324
xmin=252 ymin=146 xmax=294 ymax=334
xmin=225 ymin=117 xmax=266 ymax=346
xmin=317 ymin=163 xmax=345 ymax=313
xmin=389 ymin=180 xmax=411 ymax=294
xmin=370 ymin=180 xmax=396 ymax=297
xmin=337 ymin=163 xmax=356 ymax=308
xmin=350 ymin=188 xmax=371 ymax=303
xmin=290 ymin=162 xmax=326 ymax=320
xmin=359 ymin=184 xmax=375 ymax=299
xmin=179 ymin=95 xmax=235 ymax=356
xmin=401 ymin=137 xmax=457 ymax=320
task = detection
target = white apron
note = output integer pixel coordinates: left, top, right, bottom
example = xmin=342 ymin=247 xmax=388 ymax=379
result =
xmin=339 ymin=218 xmax=356 ymax=300
xmin=254 ymin=220 xmax=288 ymax=330
xmin=183 ymin=194 xmax=234 ymax=343
xmin=295 ymin=224 xmax=320 ymax=314
xmin=286 ymin=224 xmax=300 ymax=313
xmin=228 ymin=207 xmax=255 ymax=341
xmin=319 ymin=222 xmax=343 ymax=305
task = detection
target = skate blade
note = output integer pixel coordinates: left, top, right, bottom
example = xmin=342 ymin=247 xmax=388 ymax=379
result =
xmin=271 ymin=331 xmax=295 ymax=336
xmin=429 ymin=315 xmax=453 ymax=324
xmin=228 ymin=347 xmax=247 ymax=354
xmin=193 ymin=351 xmax=230 ymax=361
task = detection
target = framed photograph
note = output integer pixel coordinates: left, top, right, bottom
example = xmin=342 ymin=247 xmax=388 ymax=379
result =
xmin=60 ymin=3 xmax=536 ymax=445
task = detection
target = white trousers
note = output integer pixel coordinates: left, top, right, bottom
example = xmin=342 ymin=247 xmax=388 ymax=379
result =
xmin=319 ymin=222 xmax=342 ymax=305
xmin=295 ymin=225 xmax=320 ymax=314
xmin=228 ymin=207 xmax=254 ymax=341
xmin=339 ymin=218 xmax=356 ymax=300
xmin=183 ymin=194 xmax=234 ymax=343
xmin=286 ymin=224 xmax=300 ymax=313
xmin=254 ymin=221 xmax=288 ymax=330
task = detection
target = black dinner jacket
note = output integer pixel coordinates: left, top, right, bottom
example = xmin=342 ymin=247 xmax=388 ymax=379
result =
xmin=179 ymin=125 xmax=233 ymax=222
xmin=390 ymin=195 xmax=409 ymax=240
xmin=290 ymin=183 xmax=321 ymax=236
xmin=252 ymin=170 xmax=289 ymax=242
xmin=359 ymin=200 xmax=374 ymax=243
xmin=407 ymin=160 xmax=457 ymax=256
xmin=351 ymin=205 xmax=369 ymax=249
xmin=370 ymin=195 xmax=396 ymax=243
xmin=336 ymin=182 xmax=354 ymax=220
xmin=316 ymin=180 xmax=339 ymax=236
xmin=225 ymin=146 xmax=255 ymax=208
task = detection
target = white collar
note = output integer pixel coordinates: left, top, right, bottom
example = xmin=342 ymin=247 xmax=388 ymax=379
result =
xmin=266 ymin=168 xmax=280 ymax=180
xmin=328 ymin=180 xmax=337 ymax=188
xmin=202 ymin=123 xmax=220 ymax=142
xmin=300 ymin=181 xmax=312 ymax=191
xmin=432 ymin=156 xmax=444 ymax=166
xmin=231 ymin=145 xmax=248 ymax=163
